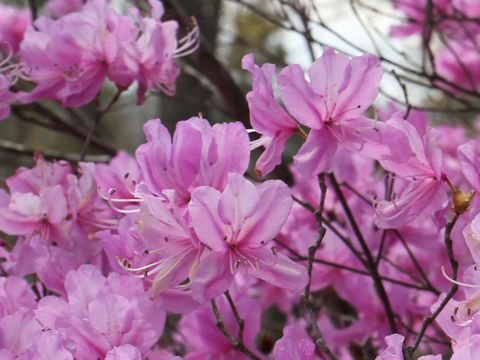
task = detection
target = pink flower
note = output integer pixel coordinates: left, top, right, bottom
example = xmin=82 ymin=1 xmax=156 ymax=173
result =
xmin=129 ymin=0 xmax=185 ymax=105
xmin=389 ymin=0 xmax=452 ymax=38
xmin=136 ymin=117 xmax=250 ymax=204
xmin=121 ymin=188 xmax=202 ymax=297
xmin=36 ymin=265 xmax=166 ymax=360
xmin=19 ymin=0 xmax=197 ymax=107
xmin=277 ymin=47 xmax=384 ymax=176
xmin=19 ymin=0 xmax=137 ymax=107
xmin=189 ymin=173 xmax=308 ymax=301
xmin=241 ymin=53 xmax=298 ymax=177
xmin=375 ymin=113 xmax=448 ymax=228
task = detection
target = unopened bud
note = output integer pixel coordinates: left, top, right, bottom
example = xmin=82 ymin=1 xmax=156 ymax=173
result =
xmin=453 ymin=189 xmax=476 ymax=214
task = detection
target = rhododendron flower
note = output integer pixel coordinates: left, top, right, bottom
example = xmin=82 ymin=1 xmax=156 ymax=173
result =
xmin=19 ymin=0 xmax=198 ymax=107
xmin=136 ymin=117 xmax=250 ymax=204
xmin=241 ymin=53 xmax=298 ymax=178
xmin=36 ymin=265 xmax=166 ymax=360
xmin=129 ymin=0 xmax=186 ymax=105
xmin=277 ymin=47 xmax=385 ymax=176
xmin=189 ymin=173 xmax=308 ymax=301
xmin=121 ymin=188 xmax=202 ymax=297
xmin=19 ymin=0 xmax=137 ymax=107
xmin=375 ymin=113 xmax=448 ymax=228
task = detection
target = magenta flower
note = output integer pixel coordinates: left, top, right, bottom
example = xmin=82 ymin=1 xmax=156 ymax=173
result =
xmin=36 ymin=265 xmax=166 ymax=360
xmin=189 ymin=173 xmax=308 ymax=302
xmin=0 ymin=163 xmax=69 ymax=240
xmin=129 ymin=0 xmax=185 ymax=105
xmin=120 ymin=188 xmax=202 ymax=297
xmin=19 ymin=0 xmax=196 ymax=107
xmin=136 ymin=117 xmax=250 ymax=204
xmin=241 ymin=53 xmax=298 ymax=178
xmin=277 ymin=47 xmax=384 ymax=176
xmin=375 ymin=113 xmax=448 ymax=228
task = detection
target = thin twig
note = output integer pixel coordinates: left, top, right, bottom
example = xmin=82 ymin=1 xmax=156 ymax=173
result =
xmin=210 ymin=298 xmax=262 ymax=360
xmin=0 ymin=139 xmax=110 ymax=162
xmin=301 ymin=174 xmax=338 ymax=360
xmin=80 ymin=87 xmax=123 ymax=161
xmin=328 ymin=172 xmax=398 ymax=333
xmin=404 ymin=213 xmax=460 ymax=359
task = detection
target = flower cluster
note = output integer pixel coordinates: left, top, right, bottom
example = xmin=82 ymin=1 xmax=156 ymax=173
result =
xmin=0 ymin=0 xmax=199 ymax=120
xmin=3 ymin=1 xmax=480 ymax=359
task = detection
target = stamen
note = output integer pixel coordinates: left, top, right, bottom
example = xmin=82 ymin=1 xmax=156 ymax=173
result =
xmin=174 ymin=17 xmax=200 ymax=58
xmin=249 ymin=136 xmax=270 ymax=151
xmin=441 ymin=265 xmax=480 ymax=288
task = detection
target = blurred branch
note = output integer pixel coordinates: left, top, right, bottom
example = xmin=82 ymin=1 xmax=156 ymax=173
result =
xmin=0 ymin=139 xmax=110 ymax=163
xmin=163 ymin=0 xmax=250 ymax=126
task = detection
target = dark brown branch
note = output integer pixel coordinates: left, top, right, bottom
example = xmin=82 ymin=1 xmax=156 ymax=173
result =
xmin=328 ymin=172 xmax=398 ymax=333
xmin=0 ymin=139 xmax=110 ymax=163
xmin=210 ymin=298 xmax=262 ymax=360
xmin=404 ymin=213 xmax=460 ymax=359
xmin=301 ymin=174 xmax=338 ymax=360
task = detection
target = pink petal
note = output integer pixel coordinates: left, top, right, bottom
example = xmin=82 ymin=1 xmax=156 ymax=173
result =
xmin=278 ymin=64 xmax=324 ymax=130
xmin=189 ymin=187 xmax=228 ymax=252
xmin=293 ymin=127 xmax=338 ymax=177
xmin=254 ymin=248 xmax=308 ymax=294
xmin=218 ymin=174 xmax=259 ymax=233
xmin=191 ymin=250 xmax=234 ymax=302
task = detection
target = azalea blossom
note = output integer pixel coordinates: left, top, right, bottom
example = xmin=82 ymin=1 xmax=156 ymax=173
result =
xmin=189 ymin=173 xmax=308 ymax=301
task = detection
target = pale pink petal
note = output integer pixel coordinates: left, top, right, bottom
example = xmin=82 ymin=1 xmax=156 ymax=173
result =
xmin=278 ymin=64 xmax=324 ymax=129
xmin=458 ymin=140 xmax=480 ymax=191
xmin=238 ymin=179 xmax=291 ymax=246
xmin=273 ymin=325 xmax=315 ymax=360
xmin=254 ymin=248 xmax=308 ymax=294
xmin=105 ymin=344 xmax=142 ymax=360
xmin=24 ymin=330 xmax=74 ymax=360
xmin=254 ymin=133 xmax=291 ymax=178
xmin=191 ymin=250 xmax=234 ymax=302
xmin=189 ymin=187 xmax=228 ymax=252
xmin=218 ymin=173 xmax=259 ymax=233
xmin=375 ymin=179 xmax=447 ymax=229
xmin=293 ymin=127 xmax=338 ymax=177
